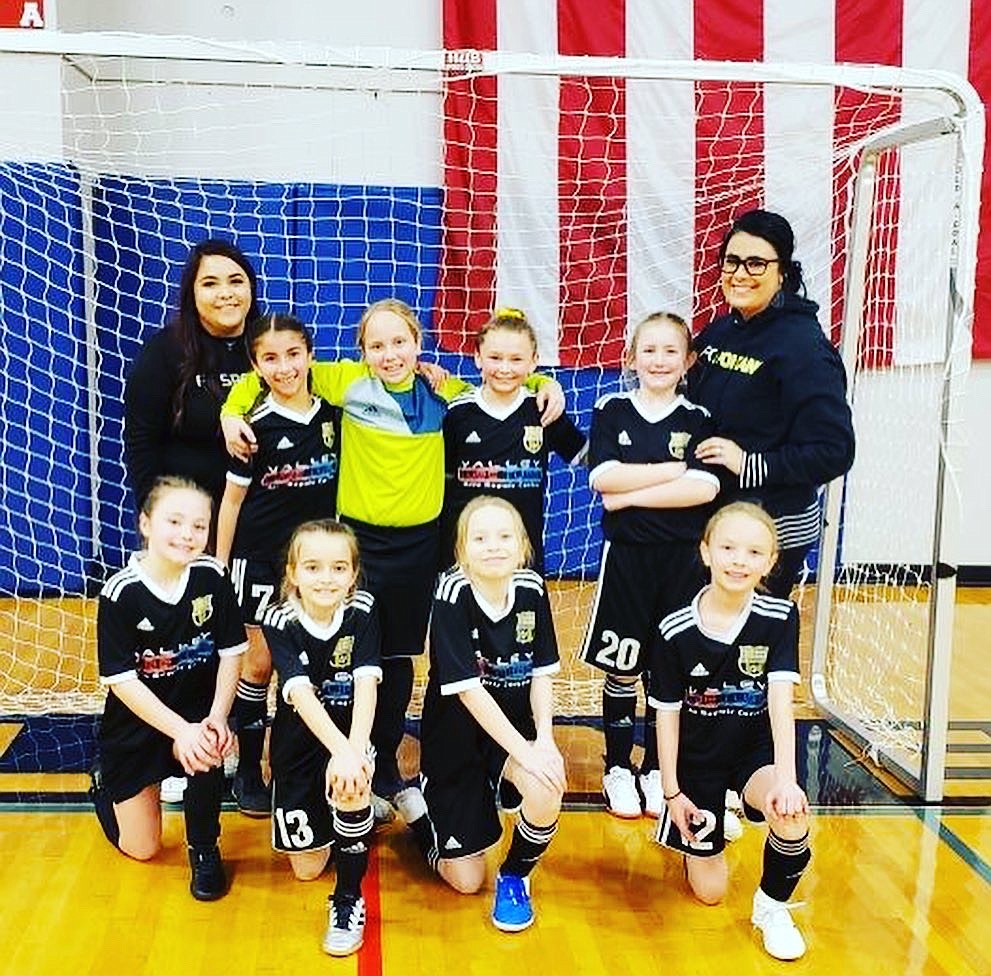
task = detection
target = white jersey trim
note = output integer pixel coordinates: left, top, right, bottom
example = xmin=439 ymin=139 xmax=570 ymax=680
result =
xmin=101 ymin=669 xmax=138 ymax=687
xmin=441 ymin=675 xmax=482 ymax=696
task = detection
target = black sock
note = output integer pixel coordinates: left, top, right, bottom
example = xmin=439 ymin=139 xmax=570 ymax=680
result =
xmin=233 ymin=679 xmax=268 ymax=782
xmin=760 ymin=830 xmax=811 ymax=902
xmin=603 ymin=676 xmax=637 ymax=770
xmin=640 ymin=673 xmax=658 ymax=773
xmin=500 ymin=814 xmax=558 ymax=879
xmin=333 ymin=806 xmax=374 ymax=901
xmin=370 ymin=658 xmax=414 ymax=796
xmin=89 ymin=765 xmax=120 ymax=850
xmin=406 ymin=812 xmax=439 ymax=871
xmin=183 ymin=766 xmax=223 ymax=849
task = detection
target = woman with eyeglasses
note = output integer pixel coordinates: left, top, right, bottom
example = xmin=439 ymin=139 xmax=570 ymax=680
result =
xmin=688 ymin=209 xmax=855 ymax=597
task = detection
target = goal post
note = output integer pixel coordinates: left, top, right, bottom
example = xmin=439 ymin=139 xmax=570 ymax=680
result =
xmin=0 ymin=32 xmax=982 ymax=801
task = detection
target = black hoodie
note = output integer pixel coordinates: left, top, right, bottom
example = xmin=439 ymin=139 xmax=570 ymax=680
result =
xmin=688 ymin=291 xmax=855 ymax=521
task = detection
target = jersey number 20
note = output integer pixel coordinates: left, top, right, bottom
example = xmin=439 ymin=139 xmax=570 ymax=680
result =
xmin=594 ymin=629 xmax=641 ymax=671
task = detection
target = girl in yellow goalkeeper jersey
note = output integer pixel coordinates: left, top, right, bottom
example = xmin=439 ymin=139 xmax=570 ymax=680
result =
xmin=221 ymin=298 xmax=563 ymax=807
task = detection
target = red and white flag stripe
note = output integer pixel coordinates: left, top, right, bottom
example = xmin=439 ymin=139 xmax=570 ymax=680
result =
xmin=437 ymin=0 xmax=990 ymax=366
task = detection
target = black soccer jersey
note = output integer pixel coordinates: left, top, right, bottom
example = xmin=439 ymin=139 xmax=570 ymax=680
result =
xmin=647 ymin=589 xmax=800 ymax=771
xmin=589 ymin=392 xmax=719 ymax=545
xmin=441 ymin=389 xmax=586 ymax=570
xmin=419 ymin=568 xmax=560 ymax=781
xmin=226 ymin=395 xmax=341 ymax=560
xmin=264 ymin=590 xmax=382 ymax=776
xmin=97 ymin=554 xmax=248 ymax=756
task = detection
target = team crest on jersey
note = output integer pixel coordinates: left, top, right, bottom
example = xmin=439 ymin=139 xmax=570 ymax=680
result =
xmin=331 ymin=635 xmax=354 ymax=668
xmin=737 ymin=645 xmax=769 ymax=677
xmin=522 ymin=425 xmax=543 ymax=454
xmin=191 ymin=595 xmax=214 ymax=627
xmin=322 ymin=422 xmax=336 ymax=450
xmin=515 ymin=610 xmax=536 ymax=644
xmin=668 ymin=431 xmax=691 ymax=460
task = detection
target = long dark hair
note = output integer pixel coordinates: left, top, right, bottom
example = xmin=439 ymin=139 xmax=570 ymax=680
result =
xmin=718 ymin=209 xmax=806 ymax=296
xmin=170 ymin=239 xmax=260 ymax=430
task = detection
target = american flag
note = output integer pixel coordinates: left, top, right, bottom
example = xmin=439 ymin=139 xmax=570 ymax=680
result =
xmin=436 ymin=0 xmax=989 ymax=367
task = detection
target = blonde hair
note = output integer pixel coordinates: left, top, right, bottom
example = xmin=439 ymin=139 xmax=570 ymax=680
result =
xmin=703 ymin=501 xmax=779 ymax=554
xmin=357 ymin=298 xmax=422 ymax=353
xmin=475 ymin=307 xmax=539 ymax=357
xmin=280 ymin=518 xmax=361 ymax=603
xmin=454 ymin=496 xmax=533 ymax=572
xmin=624 ymin=310 xmax=692 ymax=369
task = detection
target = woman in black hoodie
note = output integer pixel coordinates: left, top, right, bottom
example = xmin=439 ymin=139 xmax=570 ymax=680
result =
xmin=688 ymin=210 xmax=855 ymax=597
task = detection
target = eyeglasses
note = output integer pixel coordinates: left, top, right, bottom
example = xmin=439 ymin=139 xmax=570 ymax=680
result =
xmin=720 ymin=255 xmax=780 ymax=277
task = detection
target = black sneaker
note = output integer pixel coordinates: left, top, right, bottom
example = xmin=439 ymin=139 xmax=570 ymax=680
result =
xmin=232 ymin=771 xmax=271 ymax=818
xmin=188 ymin=845 xmax=228 ymax=901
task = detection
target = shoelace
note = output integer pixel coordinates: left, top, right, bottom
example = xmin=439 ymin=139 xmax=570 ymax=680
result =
xmin=333 ymin=898 xmax=362 ymax=930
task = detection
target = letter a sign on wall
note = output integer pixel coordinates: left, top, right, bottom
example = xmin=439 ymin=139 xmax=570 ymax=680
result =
xmin=0 ymin=1 xmax=45 ymax=28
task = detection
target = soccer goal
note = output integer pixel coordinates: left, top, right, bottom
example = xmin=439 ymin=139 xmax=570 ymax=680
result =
xmin=0 ymin=32 xmax=982 ymax=800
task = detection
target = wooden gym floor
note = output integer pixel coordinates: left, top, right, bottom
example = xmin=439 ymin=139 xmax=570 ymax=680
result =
xmin=0 ymin=586 xmax=988 ymax=974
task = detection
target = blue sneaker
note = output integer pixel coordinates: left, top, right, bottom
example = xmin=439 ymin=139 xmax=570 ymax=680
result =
xmin=491 ymin=874 xmax=534 ymax=932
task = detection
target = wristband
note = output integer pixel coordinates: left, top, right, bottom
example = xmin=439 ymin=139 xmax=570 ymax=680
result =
xmin=663 ymin=789 xmax=682 ymax=801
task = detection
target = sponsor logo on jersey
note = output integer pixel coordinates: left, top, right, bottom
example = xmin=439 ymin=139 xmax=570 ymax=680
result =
xmin=668 ymin=431 xmax=691 ymax=460
xmin=444 ymin=836 xmax=463 ymax=850
xmin=457 ymin=460 xmax=542 ymax=490
xmin=522 ymin=425 xmax=543 ymax=454
xmin=515 ymin=610 xmax=536 ymax=644
xmin=137 ymin=617 xmax=155 ymax=632
xmin=322 ymin=422 xmax=336 ymax=450
xmin=276 ymin=436 xmax=294 ymax=449
xmin=465 ymin=430 xmax=481 ymax=443
xmin=260 ymin=455 xmax=338 ymax=490
xmin=689 ymin=662 xmax=709 ymax=677
xmin=191 ymin=595 xmax=214 ymax=626
xmin=332 ymin=635 xmax=354 ymax=668
xmin=618 ymin=430 xmax=632 ymax=446
xmin=737 ymin=645 xmax=769 ymax=677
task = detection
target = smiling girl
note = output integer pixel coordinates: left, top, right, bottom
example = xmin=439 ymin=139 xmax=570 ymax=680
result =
xmin=215 ymin=314 xmax=341 ymax=816
xmin=90 ymin=476 xmax=247 ymax=900
xmin=263 ymin=519 xmax=381 ymax=956
xmin=649 ymin=501 xmax=811 ymax=961
xmin=579 ymin=312 xmax=720 ymax=820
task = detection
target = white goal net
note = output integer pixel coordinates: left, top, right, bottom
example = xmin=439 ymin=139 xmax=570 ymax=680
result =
xmin=0 ymin=34 xmax=981 ymax=797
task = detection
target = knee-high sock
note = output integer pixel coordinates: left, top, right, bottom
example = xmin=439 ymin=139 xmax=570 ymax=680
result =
xmin=500 ymin=814 xmax=558 ymax=879
xmin=332 ymin=806 xmax=374 ymax=900
xmin=183 ymin=766 xmax=224 ymax=849
xmin=603 ymin=675 xmax=637 ymax=770
xmin=370 ymin=658 xmax=414 ymax=795
xmin=759 ymin=830 xmax=811 ymax=902
xmin=232 ymin=678 xmax=268 ymax=780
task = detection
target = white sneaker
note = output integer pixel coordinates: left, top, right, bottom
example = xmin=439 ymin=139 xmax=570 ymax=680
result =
xmin=638 ymin=770 xmax=663 ymax=818
xmin=603 ymin=766 xmax=641 ymax=819
xmin=392 ymin=784 xmax=428 ymax=824
xmin=322 ymin=895 xmax=366 ymax=956
xmin=160 ymin=776 xmax=187 ymax=803
xmin=724 ymin=809 xmax=744 ymax=842
xmin=751 ymin=888 xmax=807 ymax=960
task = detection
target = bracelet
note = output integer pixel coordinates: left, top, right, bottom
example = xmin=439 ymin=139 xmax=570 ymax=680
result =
xmin=663 ymin=789 xmax=682 ymax=801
